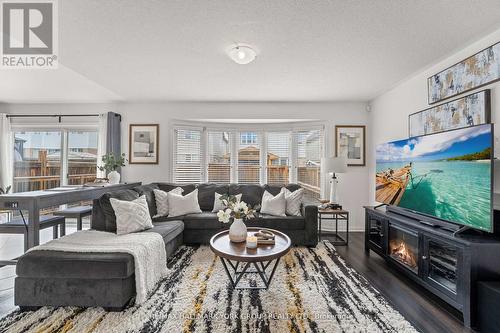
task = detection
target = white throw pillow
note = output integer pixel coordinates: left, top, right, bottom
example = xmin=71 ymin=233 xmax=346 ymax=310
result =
xmin=260 ymin=190 xmax=286 ymax=217
xmin=153 ymin=187 xmax=183 ymax=217
xmin=168 ymin=189 xmax=202 ymax=217
xmin=212 ymin=192 xmax=242 ymax=212
xmin=281 ymin=188 xmax=304 ymax=216
xmin=110 ymin=195 xmax=154 ymax=235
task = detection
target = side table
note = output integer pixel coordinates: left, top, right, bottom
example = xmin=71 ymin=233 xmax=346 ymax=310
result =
xmin=318 ymin=208 xmax=349 ymax=245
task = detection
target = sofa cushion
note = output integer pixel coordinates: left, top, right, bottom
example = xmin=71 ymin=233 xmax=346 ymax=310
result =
xmin=132 ymin=183 xmax=159 ymax=216
xmin=99 ymin=189 xmax=140 ymax=232
xmin=197 ymin=183 xmax=229 ymax=211
xmin=145 ymin=220 xmax=184 ymax=244
xmin=246 ymin=214 xmax=305 ymax=230
xmin=16 ymin=250 xmax=134 ymax=279
xmin=228 ymin=184 xmax=263 ymax=208
xmin=264 ymin=183 xmax=302 ymax=196
xmin=156 ymin=182 xmax=196 ymax=195
xmin=183 ymin=212 xmax=224 ymax=230
xmin=153 ymin=215 xmax=187 ymax=223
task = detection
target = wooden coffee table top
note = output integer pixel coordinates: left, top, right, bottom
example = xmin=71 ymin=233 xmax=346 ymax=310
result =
xmin=209 ymin=227 xmax=291 ymax=262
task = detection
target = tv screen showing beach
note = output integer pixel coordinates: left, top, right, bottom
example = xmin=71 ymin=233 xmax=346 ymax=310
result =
xmin=376 ymin=124 xmax=493 ymax=232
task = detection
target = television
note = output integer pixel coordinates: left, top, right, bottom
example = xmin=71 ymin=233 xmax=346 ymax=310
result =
xmin=376 ymin=123 xmax=494 ymax=232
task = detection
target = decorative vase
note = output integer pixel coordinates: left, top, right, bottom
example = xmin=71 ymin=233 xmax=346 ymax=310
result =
xmin=229 ymin=218 xmax=247 ymax=243
xmin=108 ymin=170 xmax=121 ymax=184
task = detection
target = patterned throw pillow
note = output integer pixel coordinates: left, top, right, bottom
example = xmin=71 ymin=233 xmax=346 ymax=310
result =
xmin=153 ymin=187 xmax=183 ymax=217
xmin=110 ymin=195 xmax=153 ymax=235
xmin=212 ymin=192 xmax=242 ymax=212
xmin=260 ymin=190 xmax=287 ymax=217
xmin=281 ymin=187 xmax=304 ymax=216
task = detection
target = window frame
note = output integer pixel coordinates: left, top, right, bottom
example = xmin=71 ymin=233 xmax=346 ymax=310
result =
xmin=171 ymin=122 xmax=325 ymax=191
xmin=11 ymin=125 xmax=99 ymax=191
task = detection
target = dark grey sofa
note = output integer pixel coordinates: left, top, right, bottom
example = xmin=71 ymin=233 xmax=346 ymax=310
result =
xmin=15 ymin=183 xmax=317 ymax=310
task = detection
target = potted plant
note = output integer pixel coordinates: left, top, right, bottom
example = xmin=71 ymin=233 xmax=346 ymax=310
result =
xmin=98 ymin=153 xmax=127 ymax=185
xmin=216 ymin=194 xmax=256 ymax=242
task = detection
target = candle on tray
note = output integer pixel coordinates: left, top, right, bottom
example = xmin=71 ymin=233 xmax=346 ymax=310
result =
xmin=246 ymin=235 xmax=257 ymax=249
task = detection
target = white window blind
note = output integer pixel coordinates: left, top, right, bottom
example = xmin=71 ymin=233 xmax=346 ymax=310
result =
xmin=294 ymin=129 xmax=323 ymax=198
xmin=237 ymin=131 xmax=260 ymax=184
xmin=172 ymin=125 xmax=324 ymax=191
xmin=173 ymin=128 xmax=202 ymax=183
xmin=266 ymin=131 xmax=291 ymax=185
xmin=207 ymin=131 xmax=231 ymax=184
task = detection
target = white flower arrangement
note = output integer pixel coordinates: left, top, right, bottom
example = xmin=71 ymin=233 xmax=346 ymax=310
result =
xmin=216 ymin=194 xmax=256 ymax=224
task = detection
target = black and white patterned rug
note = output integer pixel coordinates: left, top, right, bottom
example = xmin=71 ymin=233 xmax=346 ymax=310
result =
xmin=0 ymin=241 xmax=418 ymax=332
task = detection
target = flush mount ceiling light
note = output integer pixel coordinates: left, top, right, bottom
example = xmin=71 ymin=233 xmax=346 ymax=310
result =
xmin=228 ymin=45 xmax=257 ymax=65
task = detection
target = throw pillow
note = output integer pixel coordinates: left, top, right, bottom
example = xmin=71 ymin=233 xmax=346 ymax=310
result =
xmin=168 ymin=188 xmax=202 ymax=217
xmin=110 ymin=195 xmax=154 ymax=235
xmin=153 ymin=187 xmax=183 ymax=217
xmin=212 ymin=192 xmax=242 ymax=212
xmin=281 ymin=188 xmax=304 ymax=216
xmin=260 ymin=190 xmax=286 ymax=217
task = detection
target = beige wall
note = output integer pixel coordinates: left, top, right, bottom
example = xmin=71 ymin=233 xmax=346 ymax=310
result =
xmin=369 ymin=27 xmax=500 ymax=204
xmin=3 ymin=101 xmax=371 ymax=231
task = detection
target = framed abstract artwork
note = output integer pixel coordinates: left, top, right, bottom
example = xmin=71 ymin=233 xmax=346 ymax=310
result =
xmin=427 ymin=41 xmax=500 ymax=104
xmin=409 ymin=90 xmax=490 ymax=137
xmin=335 ymin=125 xmax=365 ymax=166
xmin=129 ymin=124 xmax=159 ymax=164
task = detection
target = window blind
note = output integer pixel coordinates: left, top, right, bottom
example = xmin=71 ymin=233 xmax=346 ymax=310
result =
xmin=173 ymin=128 xmax=202 ymax=183
xmin=237 ymin=131 xmax=260 ymax=184
xmin=207 ymin=131 xmax=231 ymax=184
xmin=266 ymin=131 xmax=291 ymax=185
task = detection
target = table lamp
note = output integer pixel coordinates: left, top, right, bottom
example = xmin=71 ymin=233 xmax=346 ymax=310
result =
xmin=321 ymin=156 xmax=347 ymax=208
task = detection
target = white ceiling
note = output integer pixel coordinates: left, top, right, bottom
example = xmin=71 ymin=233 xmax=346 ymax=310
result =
xmin=2 ymin=0 xmax=500 ymax=103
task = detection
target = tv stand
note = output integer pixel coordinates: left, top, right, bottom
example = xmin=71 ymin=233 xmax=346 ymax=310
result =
xmin=453 ymin=225 xmax=486 ymax=237
xmin=374 ymin=203 xmax=388 ymax=210
xmin=418 ymin=219 xmax=460 ymax=233
xmin=364 ymin=206 xmax=500 ymax=328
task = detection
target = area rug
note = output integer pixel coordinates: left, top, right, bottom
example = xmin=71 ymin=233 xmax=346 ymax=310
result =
xmin=0 ymin=241 xmax=418 ymax=333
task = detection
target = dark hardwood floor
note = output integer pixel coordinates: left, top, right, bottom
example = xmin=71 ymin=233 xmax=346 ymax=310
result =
xmin=0 ymin=230 xmax=478 ymax=332
xmin=327 ymin=232 xmax=475 ymax=333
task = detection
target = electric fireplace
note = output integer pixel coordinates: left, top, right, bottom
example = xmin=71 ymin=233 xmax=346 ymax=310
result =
xmin=388 ymin=224 xmax=418 ymax=274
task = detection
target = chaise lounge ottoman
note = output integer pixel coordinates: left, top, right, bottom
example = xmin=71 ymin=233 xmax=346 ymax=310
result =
xmin=15 ymin=220 xmax=184 ymax=310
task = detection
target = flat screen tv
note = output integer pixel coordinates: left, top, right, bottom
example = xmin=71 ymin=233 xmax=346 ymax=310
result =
xmin=376 ymin=123 xmax=494 ymax=232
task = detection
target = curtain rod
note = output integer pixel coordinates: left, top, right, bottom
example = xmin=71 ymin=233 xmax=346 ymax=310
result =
xmin=6 ymin=114 xmax=101 ymax=123
xmin=6 ymin=114 xmax=100 ymax=118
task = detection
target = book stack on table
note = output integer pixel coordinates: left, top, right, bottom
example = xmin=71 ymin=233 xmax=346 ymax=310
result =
xmin=254 ymin=230 xmax=276 ymax=245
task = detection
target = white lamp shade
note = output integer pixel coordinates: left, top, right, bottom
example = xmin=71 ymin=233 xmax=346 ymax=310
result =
xmin=321 ymin=156 xmax=347 ymax=174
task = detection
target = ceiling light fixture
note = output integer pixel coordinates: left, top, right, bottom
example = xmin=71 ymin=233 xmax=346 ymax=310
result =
xmin=228 ymin=45 xmax=256 ymax=65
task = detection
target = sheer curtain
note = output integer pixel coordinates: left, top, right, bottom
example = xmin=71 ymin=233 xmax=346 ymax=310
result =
xmin=0 ymin=114 xmax=13 ymax=192
xmin=97 ymin=113 xmax=108 ymax=178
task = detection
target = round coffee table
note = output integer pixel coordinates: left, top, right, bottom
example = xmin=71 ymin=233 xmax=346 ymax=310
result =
xmin=210 ymin=227 xmax=291 ymax=290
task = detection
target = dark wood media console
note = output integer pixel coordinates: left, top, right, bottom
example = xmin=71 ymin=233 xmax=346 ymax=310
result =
xmin=364 ymin=206 xmax=500 ymax=328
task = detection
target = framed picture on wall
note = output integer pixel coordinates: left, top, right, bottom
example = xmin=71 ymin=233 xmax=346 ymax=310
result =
xmin=335 ymin=125 xmax=366 ymax=166
xmin=427 ymin=41 xmax=500 ymax=104
xmin=129 ymin=124 xmax=159 ymax=164
xmin=409 ymin=89 xmax=491 ymax=137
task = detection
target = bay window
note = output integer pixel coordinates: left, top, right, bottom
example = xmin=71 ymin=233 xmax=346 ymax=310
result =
xmin=172 ymin=124 xmax=324 ymax=197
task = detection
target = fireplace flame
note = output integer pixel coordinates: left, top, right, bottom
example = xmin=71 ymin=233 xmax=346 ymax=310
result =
xmin=390 ymin=240 xmax=417 ymax=268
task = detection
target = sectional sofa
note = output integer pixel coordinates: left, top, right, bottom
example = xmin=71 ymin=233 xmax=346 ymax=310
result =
xmin=15 ymin=183 xmax=318 ymax=310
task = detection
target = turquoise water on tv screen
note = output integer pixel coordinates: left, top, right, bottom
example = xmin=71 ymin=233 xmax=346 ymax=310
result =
xmin=376 ymin=160 xmax=492 ymax=231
